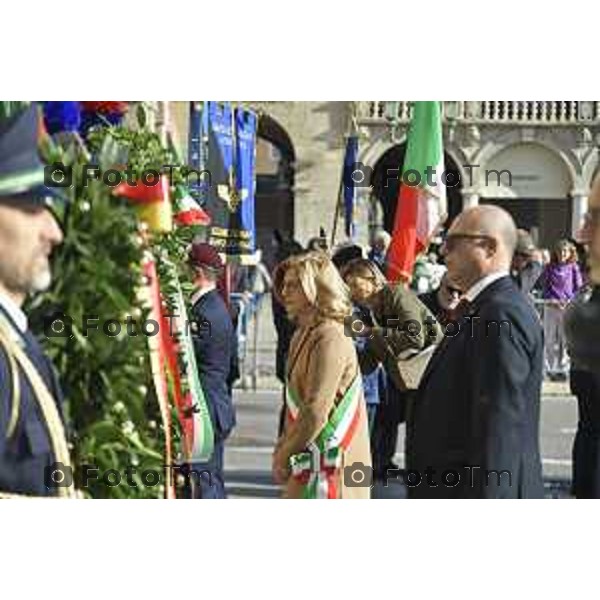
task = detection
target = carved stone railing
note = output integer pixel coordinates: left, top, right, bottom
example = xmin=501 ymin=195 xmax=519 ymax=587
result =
xmin=357 ymin=101 xmax=600 ymax=124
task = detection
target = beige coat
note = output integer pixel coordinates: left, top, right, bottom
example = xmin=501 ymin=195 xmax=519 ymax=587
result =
xmin=276 ymin=318 xmax=371 ymax=499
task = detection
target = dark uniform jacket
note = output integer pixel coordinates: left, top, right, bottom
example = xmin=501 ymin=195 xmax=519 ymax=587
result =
xmin=359 ymin=284 xmax=443 ymax=382
xmin=0 ymin=304 xmax=65 ymax=497
xmin=190 ymin=289 xmax=236 ymax=438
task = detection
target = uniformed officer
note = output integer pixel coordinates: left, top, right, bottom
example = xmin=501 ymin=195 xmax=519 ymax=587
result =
xmin=185 ymin=242 xmax=237 ymax=499
xmin=0 ymin=103 xmax=73 ymax=498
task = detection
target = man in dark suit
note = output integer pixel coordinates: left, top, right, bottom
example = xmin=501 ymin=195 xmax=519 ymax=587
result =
xmin=0 ymin=103 xmax=71 ymax=498
xmin=186 ymin=242 xmax=236 ymax=499
xmin=408 ymin=205 xmax=544 ymax=498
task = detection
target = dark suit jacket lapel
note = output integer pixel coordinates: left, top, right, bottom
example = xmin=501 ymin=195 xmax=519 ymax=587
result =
xmin=0 ymin=303 xmax=25 ymax=345
xmin=419 ymin=316 xmax=465 ymax=387
xmin=466 ymin=276 xmax=513 ymax=316
xmin=419 ymin=276 xmax=514 ymax=389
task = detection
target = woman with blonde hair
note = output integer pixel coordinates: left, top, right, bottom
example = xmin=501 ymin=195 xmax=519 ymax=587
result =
xmin=272 ymin=251 xmax=371 ymax=499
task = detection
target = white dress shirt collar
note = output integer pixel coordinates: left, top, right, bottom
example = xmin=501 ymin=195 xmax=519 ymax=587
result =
xmin=191 ymin=284 xmax=217 ymax=307
xmin=0 ymin=290 xmax=28 ymax=333
xmin=464 ymin=271 xmax=510 ymax=304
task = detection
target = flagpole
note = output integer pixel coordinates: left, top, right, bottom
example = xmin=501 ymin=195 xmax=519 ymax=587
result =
xmin=331 ymin=105 xmax=360 ymax=249
xmin=330 ymin=158 xmax=346 ymax=249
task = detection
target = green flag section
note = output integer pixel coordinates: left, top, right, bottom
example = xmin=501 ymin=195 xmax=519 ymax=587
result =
xmin=386 ymin=101 xmax=447 ymax=283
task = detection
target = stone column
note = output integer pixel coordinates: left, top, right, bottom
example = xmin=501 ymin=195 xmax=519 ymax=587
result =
xmin=571 ymin=192 xmax=588 ymax=237
xmin=461 ymin=189 xmax=480 ymax=210
xmin=155 ymin=101 xmax=171 ymax=144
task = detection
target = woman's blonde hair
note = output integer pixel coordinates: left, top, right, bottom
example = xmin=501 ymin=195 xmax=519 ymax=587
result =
xmin=273 ymin=251 xmax=352 ymax=322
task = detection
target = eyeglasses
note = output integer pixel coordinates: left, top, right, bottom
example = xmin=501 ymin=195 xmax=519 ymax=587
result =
xmin=442 ymin=233 xmax=496 ymax=253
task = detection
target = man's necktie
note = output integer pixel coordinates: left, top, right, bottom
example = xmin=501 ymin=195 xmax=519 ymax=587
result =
xmin=450 ymin=298 xmax=472 ymax=321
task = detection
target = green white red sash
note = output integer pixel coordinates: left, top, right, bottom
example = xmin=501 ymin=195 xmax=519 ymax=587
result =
xmin=285 ymin=375 xmax=362 ymax=499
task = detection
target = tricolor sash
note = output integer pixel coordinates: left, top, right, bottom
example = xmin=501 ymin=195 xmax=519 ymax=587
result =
xmin=285 ymin=375 xmax=362 ymax=499
xmin=170 ymin=281 xmax=214 ymax=463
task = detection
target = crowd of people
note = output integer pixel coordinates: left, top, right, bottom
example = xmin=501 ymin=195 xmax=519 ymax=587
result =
xmin=1 ymin=105 xmax=600 ymax=499
xmin=263 ymin=214 xmax=600 ymax=498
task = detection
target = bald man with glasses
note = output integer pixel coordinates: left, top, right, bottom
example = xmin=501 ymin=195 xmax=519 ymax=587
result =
xmin=408 ymin=205 xmax=544 ymax=499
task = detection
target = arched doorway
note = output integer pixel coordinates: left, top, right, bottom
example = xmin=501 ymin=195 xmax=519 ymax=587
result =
xmin=480 ymin=142 xmax=573 ymax=248
xmin=255 ymin=115 xmax=295 ymax=269
xmin=369 ymin=143 xmax=463 ymax=239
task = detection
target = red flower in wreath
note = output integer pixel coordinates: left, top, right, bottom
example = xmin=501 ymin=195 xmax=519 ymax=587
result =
xmin=81 ymin=101 xmax=129 ymax=115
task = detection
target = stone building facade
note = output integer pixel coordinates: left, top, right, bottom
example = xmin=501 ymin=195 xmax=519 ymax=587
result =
xmin=166 ymin=101 xmax=600 ymax=263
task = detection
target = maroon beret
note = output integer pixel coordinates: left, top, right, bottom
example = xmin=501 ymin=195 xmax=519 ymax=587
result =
xmin=189 ymin=242 xmax=223 ymax=270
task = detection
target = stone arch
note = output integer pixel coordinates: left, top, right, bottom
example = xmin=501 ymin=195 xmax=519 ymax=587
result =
xmin=255 ymin=114 xmax=295 ymax=269
xmin=477 ymin=141 xmax=575 ymax=247
xmin=480 ymin=141 xmax=573 ymax=199
xmin=367 ymin=141 xmax=464 ymax=237
xmin=360 ymin=133 xmax=470 ymax=186
xmin=474 ymin=139 xmax=576 ymax=197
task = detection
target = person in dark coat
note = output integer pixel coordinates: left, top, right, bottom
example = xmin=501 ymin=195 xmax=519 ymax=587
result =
xmin=409 ymin=205 xmax=544 ymax=499
xmin=0 ymin=104 xmax=71 ymax=498
xmin=565 ymin=284 xmax=600 ymax=498
xmin=562 ymin=173 xmax=600 ymax=498
xmin=187 ymin=242 xmax=237 ymax=499
xmin=510 ymin=229 xmax=543 ymax=300
xmin=271 ymin=234 xmax=304 ymax=436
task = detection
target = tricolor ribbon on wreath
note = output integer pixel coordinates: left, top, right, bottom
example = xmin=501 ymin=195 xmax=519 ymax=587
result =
xmin=285 ymin=375 xmax=363 ymax=499
xmin=113 ymin=174 xmax=214 ymax=498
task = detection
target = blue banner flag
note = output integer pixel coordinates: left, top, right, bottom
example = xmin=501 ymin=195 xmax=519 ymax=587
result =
xmin=204 ymin=102 xmax=257 ymax=255
xmin=343 ymin=135 xmax=359 ymax=239
xmin=235 ymin=108 xmax=257 ymax=252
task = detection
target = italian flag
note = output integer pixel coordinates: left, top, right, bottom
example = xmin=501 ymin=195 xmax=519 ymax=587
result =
xmin=386 ymin=101 xmax=447 ymax=283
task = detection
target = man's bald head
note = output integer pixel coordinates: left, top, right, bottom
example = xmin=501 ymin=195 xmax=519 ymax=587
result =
xmin=456 ymin=205 xmax=518 ymax=259
xmin=443 ymin=205 xmax=518 ymax=291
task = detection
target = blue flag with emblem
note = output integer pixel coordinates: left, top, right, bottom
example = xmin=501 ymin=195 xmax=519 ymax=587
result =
xmin=235 ymin=108 xmax=257 ymax=252
xmin=204 ymin=102 xmax=256 ymax=255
